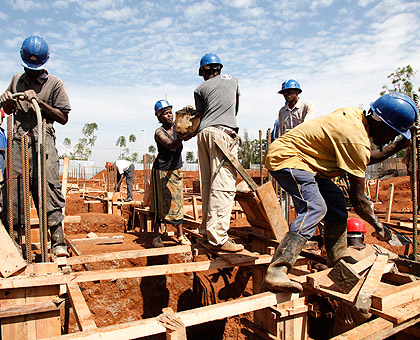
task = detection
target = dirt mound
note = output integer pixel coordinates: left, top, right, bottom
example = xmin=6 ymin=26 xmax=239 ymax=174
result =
xmin=66 ymin=213 xmax=125 ymax=234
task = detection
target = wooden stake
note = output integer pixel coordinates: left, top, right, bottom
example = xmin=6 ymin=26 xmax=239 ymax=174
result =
xmin=375 ymin=179 xmax=381 ymax=203
xmin=385 ymin=183 xmax=394 ymax=222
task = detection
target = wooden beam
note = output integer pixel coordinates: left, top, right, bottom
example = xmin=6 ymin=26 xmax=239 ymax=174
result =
xmin=371 ymin=278 xmax=420 ymax=310
xmin=331 ymin=312 xmax=420 ymax=340
xmin=0 ymin=255 xmax=273 ymax=289
xmin=385 ymin=183 xmax=394 ymax=223
xmin=0 ymin=299 xmax=65 ymax=319
xmin=66 ymin=245 xmax=199 ymax=266
xmin=67 ymin=283 xmax=97 ymax=331
xmin=44 ymin=292 xmax=295 ymax=340
xmin=31 ymin=215 xmax=81 ymax=225
xmin=255 ymin=182 xmax=288 ymax=240
xmin=370 ymin=298 xmax=420 ymax=324
xmin=0 ymin=220 xmax=27 ymax=278
xmin=354 ymin=254 xmax=388 ymax=313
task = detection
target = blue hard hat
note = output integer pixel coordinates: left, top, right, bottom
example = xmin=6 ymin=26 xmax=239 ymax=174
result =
xmin=154 ymin=99 xmax=172 ymax=115
xmin=199 ymin=53 xmax=223 ymax=75
xmin=278 ymin=79 xmax=302 ymax=94
xmin=20 ymin=35 xmax=49 ymax=70
xmin=370 ymin=92 xmax=418 ymax=139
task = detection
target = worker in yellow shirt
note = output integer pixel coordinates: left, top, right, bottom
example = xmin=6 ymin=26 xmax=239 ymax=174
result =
xmin=263 ymin=93 xmax=418 ymax=293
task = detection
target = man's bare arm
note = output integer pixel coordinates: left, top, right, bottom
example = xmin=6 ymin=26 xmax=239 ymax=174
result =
xmin=347 ymin=173 xmax=390 ymax=241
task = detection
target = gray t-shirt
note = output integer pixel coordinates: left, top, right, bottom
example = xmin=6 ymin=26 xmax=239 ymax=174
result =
xmin=194 ymin=74 xmax=240 ymax=132
xmin=6 ymin=72 xmax=71 ymax=140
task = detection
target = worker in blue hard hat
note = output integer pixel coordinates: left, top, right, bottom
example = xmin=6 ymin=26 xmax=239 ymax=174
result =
xmin=149 ymin=99 xmax=192 ymax=248
xmin=272 ymin=79 xmax=316 ymax=139
xmin=193 ymin=53 xmax=244 ymax=253
xmin=263 ymin=92 xmax=418 ymax=293
xmin=0 ymin=35 xmax=71 ymax=257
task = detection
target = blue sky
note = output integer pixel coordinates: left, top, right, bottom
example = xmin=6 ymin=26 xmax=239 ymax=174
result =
xmin=1 ymin=0 xmax=420 ymax=165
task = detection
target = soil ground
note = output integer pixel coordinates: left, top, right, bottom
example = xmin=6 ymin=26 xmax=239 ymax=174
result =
xmin=61 ymin=173 xmax=418 ymax=339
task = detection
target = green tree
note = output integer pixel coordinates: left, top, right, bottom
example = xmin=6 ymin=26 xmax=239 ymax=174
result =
xmin=186 ymin=151 xmax=196 ymax=163
xmin=148 ymin=145 xmax=156 ymax=154
xmin=129 ymin=134 xmax=137 ymax=143
xmin=238 ymin=131 xmax=267 ymax=169
xmin=70 ymin=122 xmax=98 ymax=160
xmin=116 ymin=136 xmax=127 ymax=158
xmin=380 ymin=65 xmax=416 ymax=97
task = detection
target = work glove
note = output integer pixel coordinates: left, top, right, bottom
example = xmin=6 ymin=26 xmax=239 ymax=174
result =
xmin=23 ymin=90 xmax=38 ymax=102
xmin=0 ymin=91 xmax=16 ymax=106
xmin=372 ymin=225 xmax=392 ymax=242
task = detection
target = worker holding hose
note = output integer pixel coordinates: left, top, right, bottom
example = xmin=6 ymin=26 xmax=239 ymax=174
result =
xmin=0 ymin=35 xmax=70 ymax=257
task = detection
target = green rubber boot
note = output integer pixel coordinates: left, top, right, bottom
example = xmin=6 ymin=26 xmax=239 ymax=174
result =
xmin=262 ymin=231 xmax=307 ymax=293
xmin=324 ymin=221 xmax=357 ymax=267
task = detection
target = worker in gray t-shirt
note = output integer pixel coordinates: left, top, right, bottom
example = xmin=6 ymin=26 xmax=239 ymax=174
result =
xmin=193 ymin=53 xmax=244 ymax=253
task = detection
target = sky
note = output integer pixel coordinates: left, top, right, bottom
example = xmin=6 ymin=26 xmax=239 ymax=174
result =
xmin=1 ymin=0 xmax=420 ymax=167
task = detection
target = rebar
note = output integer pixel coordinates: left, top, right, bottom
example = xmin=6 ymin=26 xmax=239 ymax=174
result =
xmin=6 ymin=115 xmax=13 ymax=238
xmin=413 ymin=93 xmax=419 ymax=261
xmin=41 ymin=119 xmax=48 ymax=261
xmin=21 ymin=134 xmax=31 ymax=264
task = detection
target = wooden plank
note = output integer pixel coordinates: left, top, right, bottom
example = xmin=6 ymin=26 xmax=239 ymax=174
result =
xmin=354 ymin=254 xmax=388 ymax=313
xmin=331 ymin=312 xmax=420 ymax=340
xmin=0 ymin=299 xmax=65 ymax=318
xmin=370 ymin=298 xmax=420 ymax=324
xmin=45 ymin=291 xmax=295 ymax=340
xmin=36 ymin=264 xmax=61 ymax=338
xmin=0 ymin=220 xmax=27 ymax=278
xmin=385 ymin=183 xmax=394 ymax=222
xmin=196 ymin=238 xmax=259 ymax=265
xmin=72 ymin=235 xmax=124 ymax=246
xmin=67 ymin=245 xmax=198 ymax=266
xmin=192 ymin=196 xmax=199 ymax=221
xmin=214 ymin=137 xmax=259 ymax=191
xmin=31 ymin=215 xmax=81 ymax=225
xmin=67 ymin=283 xmax=97 ymax=331
xmin=0 ymin=255 xmax=273 ymax=289
xmin=255 ymin=182 xmax=288 ymax=240
xmin=371 ymin=278 xmax=420 ymax=310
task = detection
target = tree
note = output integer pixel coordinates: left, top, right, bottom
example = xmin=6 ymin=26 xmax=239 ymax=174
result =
xmin=129 ymin=134 xmax=137 ymax=143
xmin=70 ymin=122 xmax=98 ymax=160
xmin=116 ymin=136 xmax=127 ymax=158
xmin=380 ymin=65 xmax=416 ymax=97
xmin=186 ymin=151 xmax=196 ymax=163
xmin=63 ymin=138 xmax=71 ymax=154
xmin=237 ymin=131 xmax=267 ymax=169
xmin=148 ymin=145 xmax=156 ymax=155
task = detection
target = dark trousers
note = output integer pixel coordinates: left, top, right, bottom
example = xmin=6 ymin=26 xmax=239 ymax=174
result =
xmin=117 ymin=163 xmax=134 ymax=199
xmin=269 ymin=168 xmax=347 ymax=239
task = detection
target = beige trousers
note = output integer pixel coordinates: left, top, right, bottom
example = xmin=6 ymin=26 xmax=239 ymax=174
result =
xmin=197 ymin=127 xmax=238 ymax=246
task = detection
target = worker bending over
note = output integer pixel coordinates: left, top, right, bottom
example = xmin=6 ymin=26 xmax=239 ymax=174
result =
xmin=263 ymin=92 xmax=418 ymax=292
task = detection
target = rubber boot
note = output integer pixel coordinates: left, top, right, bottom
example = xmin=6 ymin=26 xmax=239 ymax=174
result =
xmin=324 ymin=221 xmax=357 ymax=267
xmin=50 ymin=224 xmax=69 ymax=257
xmin=262 ymin=231 xmax=307 ymax=293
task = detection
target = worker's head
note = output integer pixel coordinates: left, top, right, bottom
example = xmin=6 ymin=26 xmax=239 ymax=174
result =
xmin=154 ymin=99 xmax=173 ymax=124
xmin=278 ymin=79 xmax=302 ymax=103
xmin=347 ymin=218 xmax=367 ymax=249
xmin=20 ymin=36 xmax=49 ymax=74
xmin=368 ymin=93 xmax=418 ymax=146
xmin=199 ymin=53 xmax=223 ymax=80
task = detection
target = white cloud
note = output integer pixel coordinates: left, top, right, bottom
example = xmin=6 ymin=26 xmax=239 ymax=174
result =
xmin=228 ymin=0 xmax=254 ymax=8
xmin=9 ymin=0 xmax=43 ymax=12
xmin=4 ymin=36 xmax=23 ymax=49
xmin=185 ymin=1 xmax=215 ymax=18
xmin=0 ymin=12 xmax=9 ymax=20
